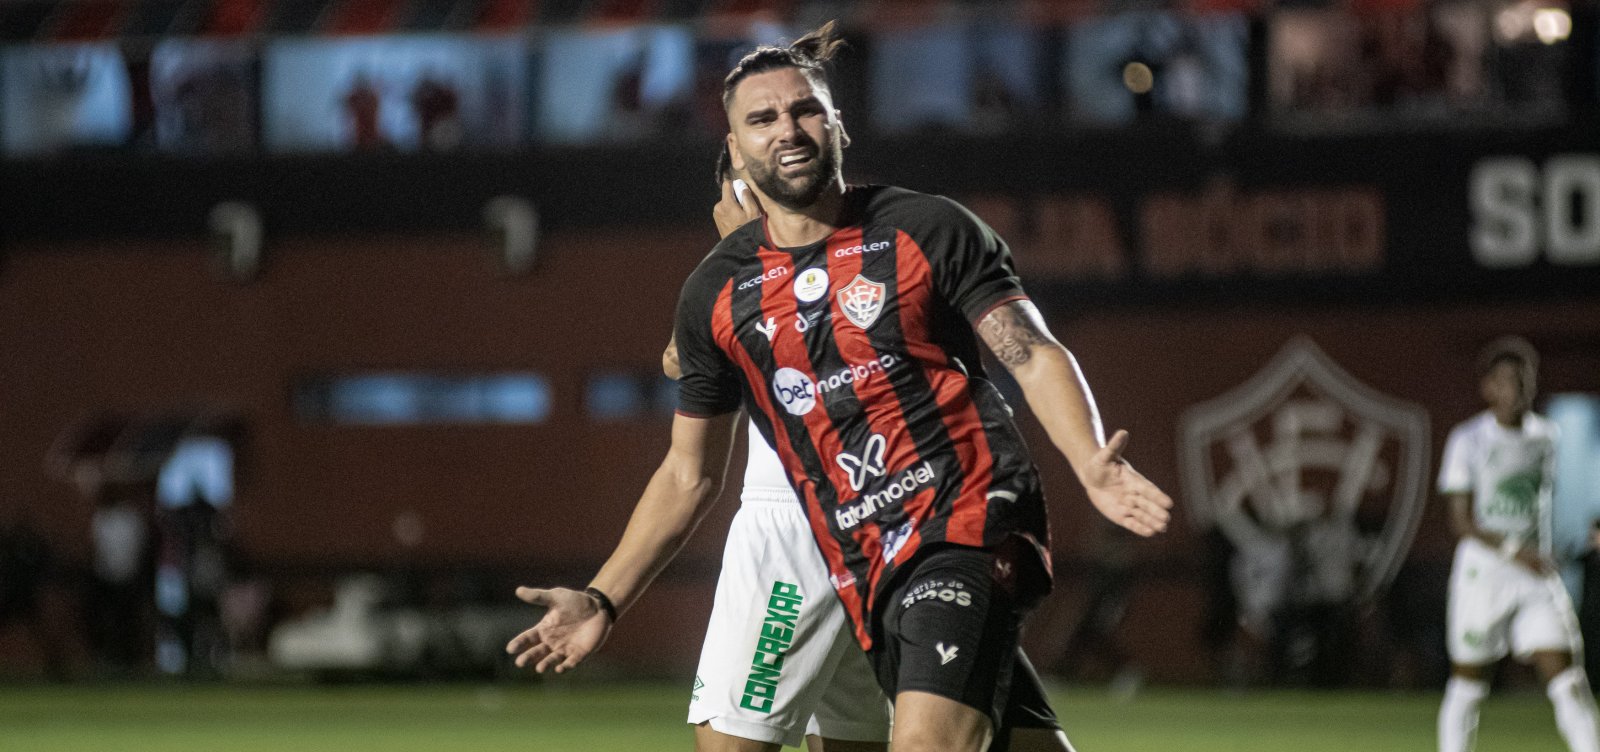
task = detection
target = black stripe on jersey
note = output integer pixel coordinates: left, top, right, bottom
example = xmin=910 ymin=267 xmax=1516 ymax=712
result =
xmin=778 ymin=245 xmax=881 ymax=590
xmin=971 ymin=376 xmax=1049 ymax=548
xmin=726 ymin=253 xmax=847 ymax=531
xmin=795 ymin=245 xmax=879 ymax=490
xmin=859 ymin=226 xmax=967 ymax=550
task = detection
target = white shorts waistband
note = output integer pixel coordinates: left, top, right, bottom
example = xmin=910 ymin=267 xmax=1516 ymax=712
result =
xmin=740 ymin=487 xmax=799 ymax=507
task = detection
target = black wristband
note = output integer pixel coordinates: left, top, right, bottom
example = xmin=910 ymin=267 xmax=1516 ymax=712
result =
xmin=583 ymin=586 xmax=618 ymax=624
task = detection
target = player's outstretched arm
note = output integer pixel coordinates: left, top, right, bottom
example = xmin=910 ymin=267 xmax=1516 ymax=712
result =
xmin=975 ymin=300 xmax=1172 ymax=537
xmin=506 ymin=411 xmax=739 ymax=673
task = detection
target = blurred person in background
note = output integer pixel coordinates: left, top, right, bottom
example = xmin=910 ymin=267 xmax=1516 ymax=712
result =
xmin=1437 ymin=337 xmax=1600 ymax=752
xmin=342 ymin=74 xmax=387 ymax=151
xmin=0 ymin=510 xmax=68 ymax=679
xmin=85 ymin=474 xmax=154 ymax=676
xmin=1580 ymin=520 xmax=1600 ymax=682
xmin=153 ymin=423 xmax=237 ymax=677
xmin=410 ymin=72 xmax=462 ymax=151
xmin=1046 ymin=518 xmax=1142 ymax=697
xmin=508 ymin=21 xmax=1170 ymax=752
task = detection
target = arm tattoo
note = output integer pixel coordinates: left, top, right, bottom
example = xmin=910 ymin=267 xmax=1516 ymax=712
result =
xmin=978 ymin=302 xmax=1053 ymax=370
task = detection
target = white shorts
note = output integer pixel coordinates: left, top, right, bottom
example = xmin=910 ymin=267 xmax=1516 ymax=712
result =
xmin=1447 ymin=538 xmax=1583 ymax=665
xmin=688 ymin=493 xmax=893 ymax=747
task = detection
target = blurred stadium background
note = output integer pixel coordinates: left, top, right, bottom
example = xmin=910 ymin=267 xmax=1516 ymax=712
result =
xmin=0 ymin=0 xmax=1598 ymax=748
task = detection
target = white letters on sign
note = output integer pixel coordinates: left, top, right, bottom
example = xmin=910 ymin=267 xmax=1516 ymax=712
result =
xmin=1470 ymin=154 xmax=1600 ymax=267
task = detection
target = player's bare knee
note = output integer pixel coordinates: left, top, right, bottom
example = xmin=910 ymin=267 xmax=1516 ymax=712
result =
xmin=694 ymin=723 xmax=783 ymax=752
xmin=893 ymin=726 xmax=989 ymax=752
xmin=1531 ymin=650 xmax=1575 ymax=683
xmin=892 ymin=692 xmax=991 ymax=752
xmin=1452 ymin=663 xmax=1490 ymax=682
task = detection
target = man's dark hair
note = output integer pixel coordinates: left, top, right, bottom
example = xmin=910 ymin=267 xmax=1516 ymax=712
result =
xmin=721 ymin=20 xmax=845 ymax=110
xmin=1476 ymin=335 xmax=1539 ymax=380
xmin=715 ymin=143 xmax=732 ymax=186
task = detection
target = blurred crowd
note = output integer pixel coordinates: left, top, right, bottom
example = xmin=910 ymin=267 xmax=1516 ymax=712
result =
xmin=0 ymin=0 xmax=1585 ymax=157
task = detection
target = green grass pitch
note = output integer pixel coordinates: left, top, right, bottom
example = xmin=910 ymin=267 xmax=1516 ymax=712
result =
xmin=0 ymin=681 xmax=1565 ymax=751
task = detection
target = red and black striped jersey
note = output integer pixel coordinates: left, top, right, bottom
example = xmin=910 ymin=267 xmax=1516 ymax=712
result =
xmin=674 ymin=185 xmax=1051 ymax=648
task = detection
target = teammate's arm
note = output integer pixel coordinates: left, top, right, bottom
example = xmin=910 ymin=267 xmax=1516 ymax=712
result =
xmin=976 ymin=300 xmax=1172 ymax=537
xmin=663 ymin=336 xmax=681 ymax=380
xmin=661 ymin=178 xmax=761 ymax=382
xmin=1446 ymin=491 xmax=1497 ymax=548
xmin=510 ymin=173 xmax=758 ymax=675
xmin=506 ymin=410 xmax=739 ymax=674
xmin=1440 ymin=434 xmax=1507 ymax=551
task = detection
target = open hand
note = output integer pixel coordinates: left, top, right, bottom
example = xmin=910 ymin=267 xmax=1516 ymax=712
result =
xmin=505 ymin=586 xmax=612 ymax=674
xmin=1081 ymin=430 xmax=1173 ymax=537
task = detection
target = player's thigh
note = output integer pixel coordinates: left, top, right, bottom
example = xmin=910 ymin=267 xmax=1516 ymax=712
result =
xmin=689 ymin=506 xmax=848 ymax=746
xmin=689 ymin=511 xmax=771 ymax=714
xmin=877 ymin=547 xmax=1021 ymax=729
xmin=1511 ymin=577 xmax=1582 ymax=667
xmin=1448 ymin=562 xmax=1515 ymax=665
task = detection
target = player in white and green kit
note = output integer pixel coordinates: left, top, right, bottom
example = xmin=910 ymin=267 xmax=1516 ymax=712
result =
xmin=1437 ymin=337 xmax=1600 ymax=752
xmin=686 ymin=420 xmax=893 ymax=750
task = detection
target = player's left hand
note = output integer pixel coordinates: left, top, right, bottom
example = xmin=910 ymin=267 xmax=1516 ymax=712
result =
xmin=1081 ymin=430 xmax=1173 ymax=537
xmin=505 ymin=586 xmax=612 ymax=673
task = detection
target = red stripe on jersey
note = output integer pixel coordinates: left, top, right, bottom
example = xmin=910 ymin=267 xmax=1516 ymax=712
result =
xmin=883 ymin=233 xmax=954 ymax=370
xmin=824 ymin=228 xmax=935 ymax=588
xmin=757 ymin=248 xmax=859 ymax=504
xmin=893 ymin=229 xmax=996 ymax=547
xmin=715 ymin=257 xmax=871 ymax=647
xmin=759 ymin=242 xmax=880 ymax=646
xmin=826 ymin=228 xmax=924 ymax=473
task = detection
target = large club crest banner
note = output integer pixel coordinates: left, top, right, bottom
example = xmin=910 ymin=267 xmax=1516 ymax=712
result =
xmin=1179 ymin=337 xmax=1431 ymax=607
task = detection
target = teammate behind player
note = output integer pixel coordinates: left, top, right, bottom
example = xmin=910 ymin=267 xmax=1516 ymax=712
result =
xmin=507 ymin=22 xmax=1171 ymax=752
xmin=681 ymin=152 xmax=892 ymax=752
xmin=1437 ymin=337 xmax=1600 ymax=752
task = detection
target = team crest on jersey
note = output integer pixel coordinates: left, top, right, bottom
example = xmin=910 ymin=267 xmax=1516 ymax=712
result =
xmin=1178 ymin=337 xmax=1431 ymax=609
xmin=836 ymin=275 xmax=886 ymax=330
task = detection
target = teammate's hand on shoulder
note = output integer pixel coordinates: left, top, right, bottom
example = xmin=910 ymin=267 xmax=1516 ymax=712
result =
xmin=1081 ymin=430 xmax=1173 ymax=538
xmin=505 ymin=586 xmax=612 ymax=674
xmin=713 ymin=178 xmax=763 ymax=239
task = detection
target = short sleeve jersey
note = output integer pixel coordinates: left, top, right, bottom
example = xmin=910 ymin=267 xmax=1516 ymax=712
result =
xmin=1438 ymin=410 xmax=1558 ymax=551
xmin=674 ymin=185 xmax=1052 ymax=648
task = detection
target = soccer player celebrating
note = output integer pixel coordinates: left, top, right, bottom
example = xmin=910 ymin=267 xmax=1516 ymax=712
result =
xmin=676 ymin=157 xmax=893 ymax=752
xmin=1437 ymin=337 xmax=1600 ymax=752
xmin=507 ymin=23 xmax=1172 ymax=752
